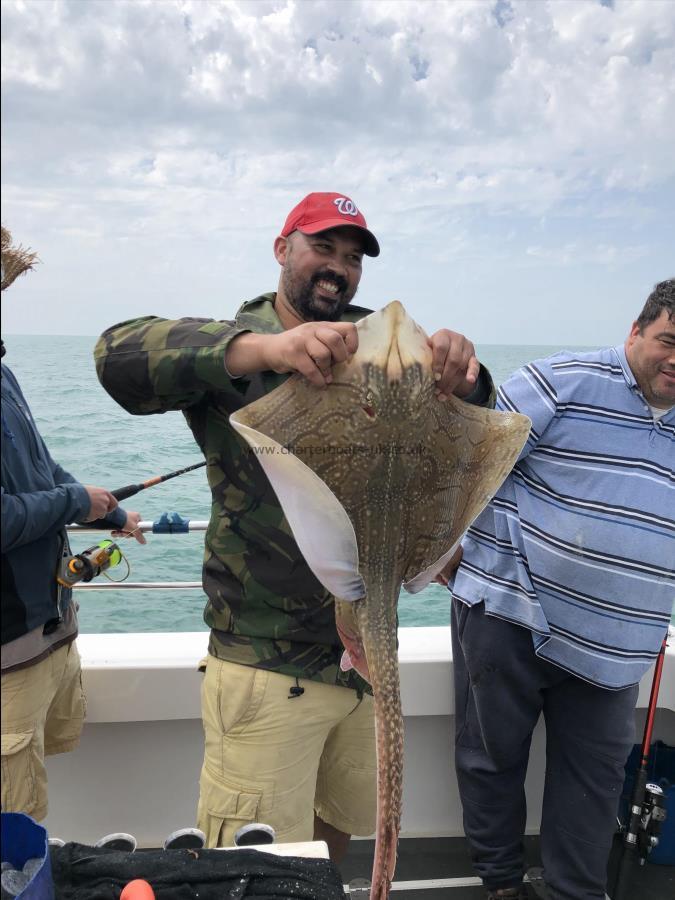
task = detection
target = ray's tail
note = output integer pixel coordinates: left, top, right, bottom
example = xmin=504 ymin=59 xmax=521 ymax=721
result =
xmin=358 ymin=604 xmax=404 ymax=900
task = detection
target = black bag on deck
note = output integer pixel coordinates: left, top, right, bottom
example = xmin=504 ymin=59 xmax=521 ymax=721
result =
xmin=50 ymin=843 xmax=345 ymax=900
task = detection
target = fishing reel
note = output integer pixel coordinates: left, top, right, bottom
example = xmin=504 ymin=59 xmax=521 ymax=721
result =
xmin=56 ymin=540 xmax=123 ymax=588
xmin=623 ymin=781 xmax=667 ymax=865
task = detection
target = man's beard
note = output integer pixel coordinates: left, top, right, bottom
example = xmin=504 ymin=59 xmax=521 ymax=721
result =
xmin=282 ymin=267 xmax=357 ymax=322
xmin=647 ymin=370 xmax=675 ymax=406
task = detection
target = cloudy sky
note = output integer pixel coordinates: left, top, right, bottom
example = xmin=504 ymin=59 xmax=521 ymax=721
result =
xmin=1 ymin=0 xmax=674 ymax=344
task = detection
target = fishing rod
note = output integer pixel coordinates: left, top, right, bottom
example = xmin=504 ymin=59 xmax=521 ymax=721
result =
xmin=612 ymin=635 xmax=668 ymax=900
xmin=111 ymin=461 xmax=206 ymax=501
xmin=60 ymin=461 xmax=208 ymax=586
xmin=74 ymin=459 xmax=206 ymax=535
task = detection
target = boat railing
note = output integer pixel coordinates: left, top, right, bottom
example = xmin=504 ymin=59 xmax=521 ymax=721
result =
xmin=67 ymin=517 xmax=207 ymax=591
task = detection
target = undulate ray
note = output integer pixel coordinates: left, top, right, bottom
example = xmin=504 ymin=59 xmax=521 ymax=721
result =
xmin=230 ymin=301 xmax=530 ymax=899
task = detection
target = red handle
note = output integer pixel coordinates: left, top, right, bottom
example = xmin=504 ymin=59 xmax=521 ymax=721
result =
xmin=120 ymin=880 xmax=155 ymax=900
xmin=640 ymin=636 xmax=668 ymax=766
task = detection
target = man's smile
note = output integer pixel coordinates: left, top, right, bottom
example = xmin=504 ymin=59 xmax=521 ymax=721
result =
xmin=315 ymin=279 xmax=340 ymax=295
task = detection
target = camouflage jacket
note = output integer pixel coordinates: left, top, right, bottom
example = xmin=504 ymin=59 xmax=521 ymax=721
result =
xmin=95 ymin=294 xmax=495 ymax=693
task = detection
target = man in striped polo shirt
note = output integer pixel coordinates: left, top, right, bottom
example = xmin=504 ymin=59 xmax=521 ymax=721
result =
xmin=447 ymin=279 xmax=674 ymax=900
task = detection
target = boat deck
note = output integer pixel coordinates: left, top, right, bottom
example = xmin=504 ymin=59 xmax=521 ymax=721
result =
xmin=54 ymin=834 xmax=672 ymax=897
xmin=340 ymin=835 xmax=674 ymax=899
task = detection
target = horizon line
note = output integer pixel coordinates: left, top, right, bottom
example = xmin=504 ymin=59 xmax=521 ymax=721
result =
xmin=2 ymin=332 xmax=602 ymax=348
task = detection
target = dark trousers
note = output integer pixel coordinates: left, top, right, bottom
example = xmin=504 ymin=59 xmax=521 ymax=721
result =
xmin=451 ymin=601 xmax=638 ymax=900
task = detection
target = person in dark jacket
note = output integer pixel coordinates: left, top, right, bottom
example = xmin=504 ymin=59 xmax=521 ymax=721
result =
xmin=1 ymin=226 xmax=145 ymax=822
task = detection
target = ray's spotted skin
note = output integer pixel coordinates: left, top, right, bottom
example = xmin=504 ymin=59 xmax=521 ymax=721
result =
xmin=231 ymin=302 xmax=530 ymax=898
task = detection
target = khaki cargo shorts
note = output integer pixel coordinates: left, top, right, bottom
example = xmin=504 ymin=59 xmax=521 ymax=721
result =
xmin=1 ymin=641 xmax=85 ymax=821
xmin=197 ymin=656 xmax=377 ymax=848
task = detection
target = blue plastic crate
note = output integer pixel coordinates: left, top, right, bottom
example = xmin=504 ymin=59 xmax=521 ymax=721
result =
xmin=0 ymin=812 xmax=54 ymax=899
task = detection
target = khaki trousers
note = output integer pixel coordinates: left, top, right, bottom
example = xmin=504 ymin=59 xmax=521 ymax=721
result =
xmin=1 ymin=641 xmax=85 ymax=821
xmin=197 ymin=656 xmax=377 ymax=847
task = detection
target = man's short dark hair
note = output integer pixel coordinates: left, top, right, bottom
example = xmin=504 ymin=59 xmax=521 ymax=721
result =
xmin=636 ymin=279 xmax=675 ymax=331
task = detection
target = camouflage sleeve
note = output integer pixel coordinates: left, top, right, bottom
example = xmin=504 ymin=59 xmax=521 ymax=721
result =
xmin=463 ymin=363 xmax=496 ymax=409
xmin=94 ymin=315 xmax=249 ymax=414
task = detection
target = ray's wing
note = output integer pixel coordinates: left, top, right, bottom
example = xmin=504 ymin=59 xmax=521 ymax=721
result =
xmin=401 ymin=395 xmax=530 ymax=592
xmin=230 ymin=373 xmax=369 ymax=602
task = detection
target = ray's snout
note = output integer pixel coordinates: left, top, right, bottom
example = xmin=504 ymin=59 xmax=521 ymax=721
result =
xmin=362 ymin=301 xmax=432 ymax=384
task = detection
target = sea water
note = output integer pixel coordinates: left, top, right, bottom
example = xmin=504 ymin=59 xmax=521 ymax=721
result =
xmin=3 ymin=334 xmax=600 ymax=634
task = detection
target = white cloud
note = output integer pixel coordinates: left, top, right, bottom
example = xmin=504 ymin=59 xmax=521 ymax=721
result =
xmin=526 ymin=242 xmax=648 ymax=266
xmin=1 ymin=0 xmax=674 ymax=343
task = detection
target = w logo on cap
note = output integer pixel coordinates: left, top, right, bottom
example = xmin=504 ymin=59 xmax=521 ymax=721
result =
xmin=333 ymin=197 xmax=359 ymax=217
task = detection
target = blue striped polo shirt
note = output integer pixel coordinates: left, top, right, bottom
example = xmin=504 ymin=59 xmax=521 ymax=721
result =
xmin=451 ymin=344 xmax=674 ymax=689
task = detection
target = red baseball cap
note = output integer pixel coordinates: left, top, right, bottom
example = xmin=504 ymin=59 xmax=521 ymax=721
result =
xmin=281 ymin=192 xmax=380 ymax=257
